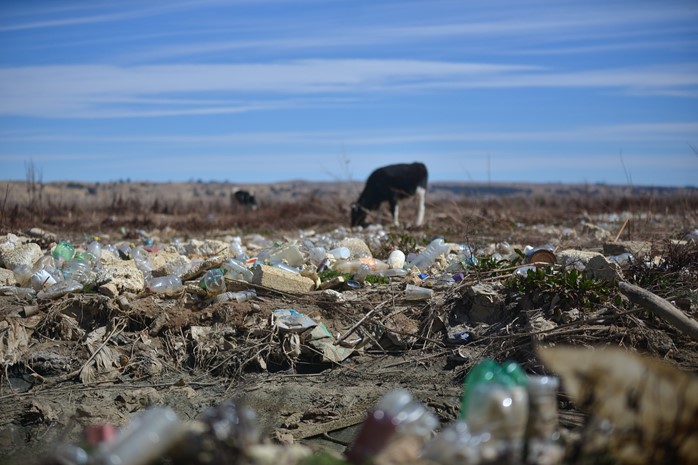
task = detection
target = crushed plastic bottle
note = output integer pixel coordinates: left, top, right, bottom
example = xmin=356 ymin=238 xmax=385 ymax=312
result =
xmin=31 ymin=269 xmax=57 ymax=290
xmin=407 ymin=238 xmax=450 ymax=271
xmin=37 ymin=279 xmax=83 ymax=300
xmin=422 ymin=420 xmax=501 ymax=465
xmin=13 ymin=264 xmax=33 ymax=286
xmin=609 ymin=252 xmax=634 ymax=267
xmin=0 ymin=286 xmax=37 ymax=300
xmin=200 ymin=268 xmax=226 ymax=295
xmin=345 ymin=389 xmax=437 ymax=465
xmin=214 ymin=289 xmax=257 ymax=304
xmin=146 ymin=275 xmax=183 ymax=296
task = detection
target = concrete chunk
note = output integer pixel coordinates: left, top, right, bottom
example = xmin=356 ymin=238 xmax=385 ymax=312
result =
xmin=557 ymin=249 xmax=603 ymax=270
xmin=96 ymin=260 xmax=145 ymax=294
xmin=252 ymin=264 xmax=315 ymax=294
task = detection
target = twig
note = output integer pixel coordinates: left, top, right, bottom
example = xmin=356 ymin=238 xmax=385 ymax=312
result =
xmin=335 ymin=304 xmax=384 ymax=345
xmin=614 ymin=218 xmax=629 ymax=242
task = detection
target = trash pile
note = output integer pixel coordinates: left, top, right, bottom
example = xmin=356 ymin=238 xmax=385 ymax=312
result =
xmin=38 ymin=348 xmax=698 ymax=465
xmin=1 ymin=221 xmax=697 ymax=465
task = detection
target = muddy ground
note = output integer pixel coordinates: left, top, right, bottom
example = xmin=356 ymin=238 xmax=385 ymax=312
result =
xmin=0 ymin=182 xmax=697 ymax=465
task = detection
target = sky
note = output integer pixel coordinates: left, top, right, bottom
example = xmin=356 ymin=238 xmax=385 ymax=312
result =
xmin=1 ymin=0 xmax=697 ymax=187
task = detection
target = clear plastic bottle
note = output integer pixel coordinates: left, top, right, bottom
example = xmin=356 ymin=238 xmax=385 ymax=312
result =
xmin=525 ymin=375 xmax=563 ymax=465
xmin=13 ymin=264 xmax=33 ymax=286
xmin=460 ymin=359 xmax=529 ymax=461
xmin=345 ymin=389 xmax=437 ymax=465
xmin=328 ymin=246 xmax=351 ymax=260
xmin=407 ymin=238 xmax=450 ymax=271
xmin=308 ymin=246 xmax=328 ymax=267
xmin=146 ymin=275 xmax=183 ymax=296
xmin=214 ymin=289 xmax=257 ymax=304
xmin=221 ymin=258 xmax=254 ymax=282
xmin=91 ymin=407 xmax=183 ymax=465
xmin=200 ymin=268 xmax=226 ymax=295
xmin=334 ymin=258 xmax=389 ymax=274
xmin=37 ymin=279 xmax=83 ymax=300
xmin=62 ymin=259 xmax=93 ymax=284
xmin=31 ymin=269 xmax=57 ymax=290
xmin=230 ymin=237 xmax=249 ymax=261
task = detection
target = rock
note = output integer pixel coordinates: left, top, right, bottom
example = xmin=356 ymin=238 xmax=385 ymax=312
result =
xmin=252 ymin=264 xmax=315 ymax=294
xmin=320 ymin=289 xmax=345 ymax=302
xmin=0 ymin=243 xmax=43 ymax=270
xmin=337 ymin=237 xmax=372 ymax=258
xmin=96 ymin=261 xmax=145 ymax=293
xmin=0 ymin=268 xmax=17 ymax=286
xmin=586 ymin=255 xmax=621 ymax=282
xmin=184 ymin=239 xmax=230 ymax=257
xmin=27 ymin=228 xmax=58 ymax=243
xmin=98 ymin=283 xmax=119 ymax=298
xmin=150 ymin=250 xmax=191 ymax=277
xmin=557 ymin=249 xmax=604 ymax=270
xmin=603 ymin=240 xmax=652 ymax=258
xmin=465 ymin=283 xmax=505 ymax=324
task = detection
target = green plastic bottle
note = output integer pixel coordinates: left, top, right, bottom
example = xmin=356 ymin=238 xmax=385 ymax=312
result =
xmin=52 ymin=240 xmax=75 ymax=262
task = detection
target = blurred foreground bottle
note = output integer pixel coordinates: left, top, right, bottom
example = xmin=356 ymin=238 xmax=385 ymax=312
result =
xmin=344 ymin=389 xmax=437 ymax=465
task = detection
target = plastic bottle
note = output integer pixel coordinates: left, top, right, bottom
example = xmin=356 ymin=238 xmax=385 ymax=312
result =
xmin=525 ymin=375 xmax=563 ymax=465
xmin=52 ymin=240 xmax=75 ymax=262
xmin=37 ymin=279 xmax=83 ymax=300
xmin=460 ymin=359 xmax=529 ymax=460
xmin=230 ymin=237 xmax=249 ymax=261
xmin=87 ymin=240 xmax=103 ymax=262
xmin=31 ymin=269 xmax=57 ymax=290
xmin=0 ymin=286 xmax=37 ymax=300
xmin=200 ymin=268 xmax=226 ymax=295
xmin=328 ymin=246 xmax=351 ymax=260
xmin=609 ymin=252 xmax=633 ymax=267
xmin=62 ymin=259 xmax=93 ymax=284
xmin=214 ymin=289 xmax=257 ymax=304
xmin=13 ymin=264 xmax=33 ymax=286
xmin=407 ymin=238 xmax=450 ymax=271
xmin=91 ymin=407 xmax=184 ymax=465
xmin=221 ymin=258 xmax=254 ymax=282
xmin=260 ymin=243 xmax=304 ymax=267
xmin=334 ymin=258 xmax=389 ymax=274
xmin=308 ymin=247 xmax=328 ymax=267
xmin=146 ymin=275 xmax=183 ymax=296
xmin=353 ymin=263 xmax=372 ymax=282
xmin=345 ymin=389 xmax=438 ymax=465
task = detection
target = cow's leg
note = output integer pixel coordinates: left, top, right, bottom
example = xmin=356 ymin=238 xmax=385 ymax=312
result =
xmin=415 ymin=186 xmax=426 ymax=226
xmin=389 ymin=197 xmax=399 ymax=226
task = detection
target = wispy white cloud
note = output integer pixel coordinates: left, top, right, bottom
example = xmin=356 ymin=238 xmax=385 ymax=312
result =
xmin=2 ymin=122 xmax=695 ymax=145
xmin=1 ymin=60 xmax=695 ymax=118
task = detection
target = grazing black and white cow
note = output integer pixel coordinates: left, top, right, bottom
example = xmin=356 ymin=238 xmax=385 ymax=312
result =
xmin=232 ymin=189 xmax=258 ymax=210
xmin=351 ymin=162 xmax=427 ymax=227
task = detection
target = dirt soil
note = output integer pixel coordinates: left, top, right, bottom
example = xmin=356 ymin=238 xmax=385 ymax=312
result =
xmin=0 ymin=182 xmax=697 ymax=465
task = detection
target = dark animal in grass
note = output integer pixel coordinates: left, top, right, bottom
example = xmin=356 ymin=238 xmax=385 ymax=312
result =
xmin=232 ymin=189 xmax=258 ymax=210
xmin=351 ymin=162 xmax=427 ymax=227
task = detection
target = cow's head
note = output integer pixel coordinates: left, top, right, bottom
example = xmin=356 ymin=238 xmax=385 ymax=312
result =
xmin=350 ymin=203 xmax=367 ymax=227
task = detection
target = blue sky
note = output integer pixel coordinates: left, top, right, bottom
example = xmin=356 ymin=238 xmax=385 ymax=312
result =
xmin=1 ymin=0 xmax=697 ymax=186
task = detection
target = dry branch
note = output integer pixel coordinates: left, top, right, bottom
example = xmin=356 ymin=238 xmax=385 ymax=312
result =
xmin=619 ymin=281 xmax=698 ymax=341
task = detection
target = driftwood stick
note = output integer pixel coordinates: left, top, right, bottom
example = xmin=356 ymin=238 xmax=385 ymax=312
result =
xmin=619 ymin=281 xmax=698 ymax=341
